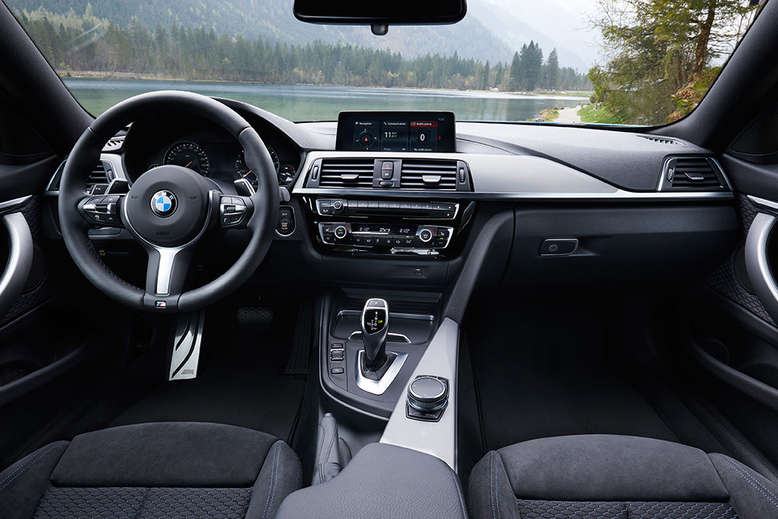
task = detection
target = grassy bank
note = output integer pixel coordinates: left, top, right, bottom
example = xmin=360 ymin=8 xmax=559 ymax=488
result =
xmin=578 ymin=103 xmax=623 ymax=124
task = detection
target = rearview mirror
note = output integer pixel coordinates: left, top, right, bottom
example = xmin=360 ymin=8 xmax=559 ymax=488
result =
xmin=293 ymin=0 xmax=467 ymax=35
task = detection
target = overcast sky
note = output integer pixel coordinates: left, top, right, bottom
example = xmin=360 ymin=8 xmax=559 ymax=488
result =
xmin=475 ymin=0 xmax=604 ymax=68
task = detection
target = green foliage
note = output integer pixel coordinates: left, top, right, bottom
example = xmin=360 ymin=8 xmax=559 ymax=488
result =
xmin=15 ymin=6 xmax=591 ymax=91
xmin=588 ymin=0 xmax=758 ymax=124
xmin=578 ymin=102 xmax=625 ymax=124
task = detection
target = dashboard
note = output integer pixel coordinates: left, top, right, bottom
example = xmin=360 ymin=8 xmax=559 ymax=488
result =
xmin=47 ymin=97 xmax=738 ymax=293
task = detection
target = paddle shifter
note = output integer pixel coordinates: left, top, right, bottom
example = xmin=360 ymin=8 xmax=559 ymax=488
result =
xmin=361 ymin=298 xmax=389 ymax=372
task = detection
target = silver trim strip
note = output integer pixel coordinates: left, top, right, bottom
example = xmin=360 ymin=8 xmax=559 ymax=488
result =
xmin=380 ymin=317 xmax=459 ymax=470
xmin=294 ymin=151 xmax=734 ymax=202
xmin=298 ymin=187 xmax=733 ymax=202
xmin=744 ymin=212 xmax=778 ymax=324
xmin=349 ymin=331 xmax=412 ymax=343
xmin=0 ymin=196 xmax=32 ymax=213
xmin=0 ymin=212 xmax=33 ymax=317
xmin=337 ymin=309 xmax=435 ymax=322
xmin=355 ymin=349 xmax=409 ymax=395
xmin=747 ymin=195 xmax=778 ymax=212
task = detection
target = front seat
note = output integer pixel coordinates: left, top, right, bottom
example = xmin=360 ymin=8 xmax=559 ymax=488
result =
xmin=468 ymin=435 xmax=777 ymax=519
xmin=0 ymin=422 xmax=301 ymax=519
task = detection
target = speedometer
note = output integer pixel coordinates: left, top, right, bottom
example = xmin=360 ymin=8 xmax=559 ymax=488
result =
xmin=164 ymin=141 xmax=210 ymax=175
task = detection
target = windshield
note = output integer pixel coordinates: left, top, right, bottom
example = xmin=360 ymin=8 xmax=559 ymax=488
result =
xmin=4 ymin=0 xmax=764 ymax=125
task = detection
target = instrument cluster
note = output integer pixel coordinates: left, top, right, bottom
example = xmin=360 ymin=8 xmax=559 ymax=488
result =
xmin=123 ymin=112 xmax=301 ymax=192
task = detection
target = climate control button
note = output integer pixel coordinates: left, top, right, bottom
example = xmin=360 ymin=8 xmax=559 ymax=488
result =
xmin=418 ymin=228 xmax=433 ymax=243
xmin=334 ymin=225 xmax=349 ymax=240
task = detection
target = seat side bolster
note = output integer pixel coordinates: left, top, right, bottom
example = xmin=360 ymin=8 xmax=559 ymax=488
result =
xmin=245 ymin=440 xmax=303 ymax=519
xmin=0 ymin=441 xmax=69 ymax=519
xmin=709 ymin=453 xmax=778 ymax=519
xmin=467 ymin=450 xmax=520 ymax=519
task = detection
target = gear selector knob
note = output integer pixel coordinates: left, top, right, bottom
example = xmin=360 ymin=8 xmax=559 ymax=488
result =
xmin=361 ymin=298 xmax=389 ymax=370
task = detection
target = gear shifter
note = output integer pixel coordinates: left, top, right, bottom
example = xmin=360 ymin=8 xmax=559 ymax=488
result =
xmin=361 ymin=298 xmax=389 ymax=371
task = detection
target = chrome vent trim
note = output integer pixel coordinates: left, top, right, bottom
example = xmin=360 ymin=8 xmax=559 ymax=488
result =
xmin=400 ymin=160 xmax=457 ymax=190
xmin=319 ymin=158 xmax=374 ymax=188
xmin=659 ymin=156 xmax=729 ymax=192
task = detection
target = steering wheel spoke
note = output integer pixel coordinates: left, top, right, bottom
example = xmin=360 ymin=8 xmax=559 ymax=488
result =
xmin=145 ymin=246 xmax=193 ymax=302
xmin=77 ymin=194 xmax=125 ymax=228
xmin=59 ymin=91 xmax=279 ymax=313
xmin=219 ymin=194 xmax=254 ymax=229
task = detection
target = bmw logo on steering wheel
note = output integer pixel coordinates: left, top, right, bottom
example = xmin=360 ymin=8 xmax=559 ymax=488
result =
xmin=150 ymin=190 xmax=177 ymax=217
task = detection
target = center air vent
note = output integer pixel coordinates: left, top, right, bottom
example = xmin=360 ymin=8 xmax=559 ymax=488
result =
xmin=663 ymin=156 xmax=726 ymax=191
xmin=400 ymin=160 xmax=458 ymax=190
xmin=319 ymin=158 xmax=374 ymax=188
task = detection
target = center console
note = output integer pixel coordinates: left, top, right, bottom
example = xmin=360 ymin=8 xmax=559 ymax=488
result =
xmin=303 ymin=157 xmax=474 ymax=257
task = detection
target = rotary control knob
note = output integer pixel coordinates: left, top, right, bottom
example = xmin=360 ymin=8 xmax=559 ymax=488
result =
xmin=418 ymin=228 xmax=433 ymax=243
xmin=407 ymin=375 xmax=449 ymax=420
xmin=334 ymin=225 xmax=348 ymax=240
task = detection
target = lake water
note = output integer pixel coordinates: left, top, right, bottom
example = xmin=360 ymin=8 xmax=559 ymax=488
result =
xmin=63 ymin=78 xmax=587 ymax=122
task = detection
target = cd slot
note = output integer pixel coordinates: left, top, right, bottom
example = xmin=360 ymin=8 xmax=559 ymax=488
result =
xmin=315 ymin=199 xmax=458 ymax=219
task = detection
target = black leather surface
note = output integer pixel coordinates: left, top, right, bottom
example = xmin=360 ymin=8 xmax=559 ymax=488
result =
xmin=468 ymin=434 xmax=778 ymax=519
xmin=277 ymin=443 xmax=467 ymax=519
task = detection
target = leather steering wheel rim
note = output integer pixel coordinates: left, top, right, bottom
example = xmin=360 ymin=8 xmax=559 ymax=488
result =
xmin=58 ymin=90 xmax=279 ymax=312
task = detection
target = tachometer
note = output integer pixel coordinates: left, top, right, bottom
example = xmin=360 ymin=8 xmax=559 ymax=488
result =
xmin=164 ymin=141 xmax=210 ymax=175
xmin=234 ymin=151 xmax=258 ymax=190
xmin=234 ymin=146 xmax=281 ymax=190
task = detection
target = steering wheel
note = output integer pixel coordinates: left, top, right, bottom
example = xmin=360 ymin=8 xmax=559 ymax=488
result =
xmin=58 ymin=91 xmax=279 ymax=312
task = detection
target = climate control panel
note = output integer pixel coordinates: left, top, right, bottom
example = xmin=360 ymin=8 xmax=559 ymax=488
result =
xmin=318 ymin=222 xmax=454 ymax=250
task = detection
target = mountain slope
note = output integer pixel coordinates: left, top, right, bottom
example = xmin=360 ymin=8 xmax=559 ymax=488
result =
xmin=9 ymin=0 xmax=595 ymax=69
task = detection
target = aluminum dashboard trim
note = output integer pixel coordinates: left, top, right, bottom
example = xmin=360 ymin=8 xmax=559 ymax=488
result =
xmin=294 ymin=151 xmax=734 ymax=202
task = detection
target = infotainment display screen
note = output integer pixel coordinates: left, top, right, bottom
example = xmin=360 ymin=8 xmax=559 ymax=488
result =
xmin=336 ymin=111 xmax=455 ymax=152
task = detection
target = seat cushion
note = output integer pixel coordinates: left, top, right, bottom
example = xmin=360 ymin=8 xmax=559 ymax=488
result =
xmin=468 ymin=434 xmax=778 ymax=519
xmin=0 ymin=422 xmax=302 ymax=519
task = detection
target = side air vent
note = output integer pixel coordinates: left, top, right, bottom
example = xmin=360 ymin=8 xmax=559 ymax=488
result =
xmin=400 ymin=160 xmax=458 ymax=190
xmin=662 ymin=156 xmax=727 ymax=191
xmin=319 ymin=158 xmax=374 ymax=188
xmin=86 ymin=160 xmax=115 ymax=194
xmin=45 ymin=159 xmax=114 ymax=193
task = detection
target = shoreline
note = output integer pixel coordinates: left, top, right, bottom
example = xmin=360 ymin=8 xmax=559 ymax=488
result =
xmin=59 ymin=71 xmax=592 ymax=99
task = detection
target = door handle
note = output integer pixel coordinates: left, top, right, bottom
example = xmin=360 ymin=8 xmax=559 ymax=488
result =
xmin=744 ymin=210 xmax=778 ymax=324
xmin=0 ymin=197 xmax=33 ymax=318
